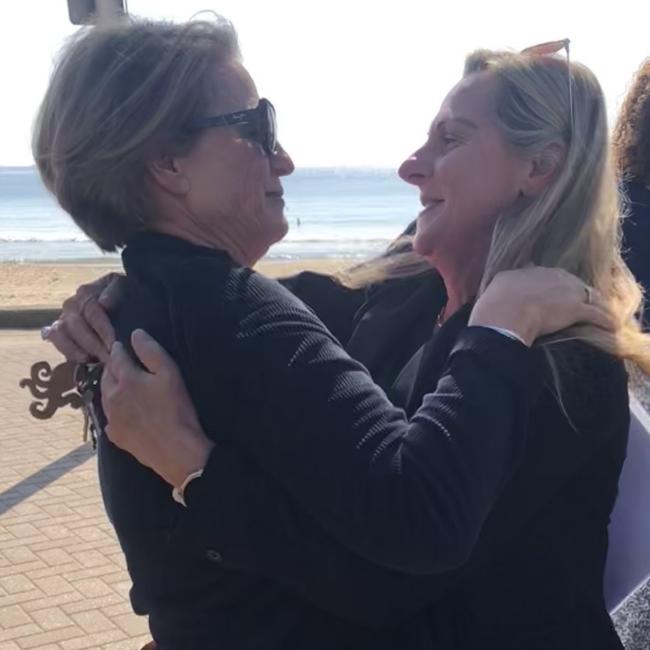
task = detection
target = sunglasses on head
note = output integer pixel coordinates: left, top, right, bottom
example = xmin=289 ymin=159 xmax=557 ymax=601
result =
xmin=521 ymin=38 xmax=574 ymax=137
xmin=187 ymin=98 xmax=278 ymax=156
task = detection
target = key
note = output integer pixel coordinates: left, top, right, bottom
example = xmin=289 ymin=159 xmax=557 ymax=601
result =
xmin=81 ymin=387 xmax=103 ymax=450
xmin=87 ymin=399 xmax=103 ymax=450
xmin=81 ymin=400 xmax=90 ymax=443
xmin=77 ymin=363 xmax=104 ymax=449
xmin=81 ymin=388 xmax=93 ymax=445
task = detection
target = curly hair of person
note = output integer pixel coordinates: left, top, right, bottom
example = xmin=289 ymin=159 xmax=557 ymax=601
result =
xmin=612 ymin=58 xmax=650 ymax=185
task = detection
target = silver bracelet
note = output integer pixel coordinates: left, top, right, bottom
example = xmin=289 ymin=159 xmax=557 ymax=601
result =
xmin=172 ymin=468 xmax=205 ymax=508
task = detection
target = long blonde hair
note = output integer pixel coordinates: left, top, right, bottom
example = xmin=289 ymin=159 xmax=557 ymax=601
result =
xmin=340 ymin=48 xmax=650 ymax=373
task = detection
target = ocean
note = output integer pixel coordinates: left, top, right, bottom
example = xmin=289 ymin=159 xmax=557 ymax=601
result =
xmin=0 ymin=167 xmax=420 ymax=262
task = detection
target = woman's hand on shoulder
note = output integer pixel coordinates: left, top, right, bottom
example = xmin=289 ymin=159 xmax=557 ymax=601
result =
xmin=42 ymin=272 xmax=124 ymax=363
xmin=101 ymin=329 xmax=213 ymax=488
xmin=470 ymin=267 xmax=616 ymax=346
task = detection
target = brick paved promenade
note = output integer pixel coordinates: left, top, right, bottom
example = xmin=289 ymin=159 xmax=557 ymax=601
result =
xmin=0 ymin=331 xmax=149 ymax=650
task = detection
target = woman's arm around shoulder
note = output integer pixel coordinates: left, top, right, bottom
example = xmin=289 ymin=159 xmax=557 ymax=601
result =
xmin=174 ymin=266 xmax=544 ymax=574
xmin=277 ymin=271 xmax=366 ymax=344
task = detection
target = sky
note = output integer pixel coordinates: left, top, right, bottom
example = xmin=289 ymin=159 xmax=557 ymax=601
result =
xmin=1 ymin=0 xmax=649 ymax=168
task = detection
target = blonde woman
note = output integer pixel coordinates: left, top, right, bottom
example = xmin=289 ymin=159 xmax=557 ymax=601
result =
xmin=43 ymin=26 xmax=640 ymax=650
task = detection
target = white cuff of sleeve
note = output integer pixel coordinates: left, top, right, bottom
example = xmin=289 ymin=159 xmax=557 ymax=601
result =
xmin=473 ymin=325 xmax=527 ymax=346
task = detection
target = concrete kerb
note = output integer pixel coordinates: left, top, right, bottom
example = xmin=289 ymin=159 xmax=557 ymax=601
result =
xmin=0 ymin=307 xmax=59 ymax=329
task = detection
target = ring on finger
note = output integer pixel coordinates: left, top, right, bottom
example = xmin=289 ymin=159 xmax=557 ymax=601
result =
xmin=41 ymin=320 xmax=60 ymax=341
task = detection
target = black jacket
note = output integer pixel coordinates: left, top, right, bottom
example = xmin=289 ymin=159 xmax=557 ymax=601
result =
xmin=103 ymin=232 xmax=545 ymax=649
xmin=622 ymin=180 xmax=650 ymax=325
xmin=194 ymin=267 xmax=629 ymax=650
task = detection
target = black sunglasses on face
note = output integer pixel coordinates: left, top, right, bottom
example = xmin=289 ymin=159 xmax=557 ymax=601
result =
xmin=187 ymin=98 xmax=278 ymax=156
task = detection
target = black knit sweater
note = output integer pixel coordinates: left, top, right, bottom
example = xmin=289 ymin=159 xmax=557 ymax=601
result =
xmin=101 ymin=232 xmax=546 ymax=649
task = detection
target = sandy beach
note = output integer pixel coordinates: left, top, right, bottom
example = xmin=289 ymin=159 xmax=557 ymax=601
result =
xmin=0 ymin=259 xmax=350 ymax=308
